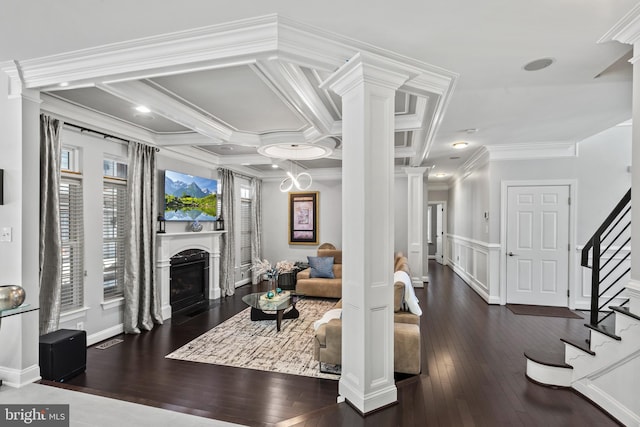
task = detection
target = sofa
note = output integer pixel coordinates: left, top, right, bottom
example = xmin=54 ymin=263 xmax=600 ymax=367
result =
xmin=295 ymin=248 xmax=342 ymax=299
xmin=313 ymin=254 xmax=422 ymax=375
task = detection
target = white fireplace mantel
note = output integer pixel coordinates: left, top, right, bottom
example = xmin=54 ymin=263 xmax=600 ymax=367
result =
xmin=156 ymin=231 xmax=225 ymax=320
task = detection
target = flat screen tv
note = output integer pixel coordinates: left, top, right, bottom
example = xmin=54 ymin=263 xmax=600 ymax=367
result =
xmin=164 ymin=170 xmax=218 ymax=221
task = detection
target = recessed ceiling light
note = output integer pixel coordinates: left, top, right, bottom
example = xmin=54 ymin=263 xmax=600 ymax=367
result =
xmin=219 ymin=146 xmax=234 ymax=151
xmin=452 ymin=142 xmax=469 ymax=149
xmin=241 ymin=163 xmax=251 ymax=166
xmin=271 ymin=164 xmax=279 ymax=169
xmin=449 ymin=156 xmax=461 ymax=160
xmin=434 ymin=173 xmax=447 ymax=178
xmin=59 ymin=82 xmax=69 ymax=87
xmin=135 ymin=105 xmax=151 ymax=113
xmin=523 ymin=58 xmax=554 ymax=71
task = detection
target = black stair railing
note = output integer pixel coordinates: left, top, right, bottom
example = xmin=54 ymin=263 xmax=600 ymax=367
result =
xmin=581 ymin=189 xmax=631 ymax=327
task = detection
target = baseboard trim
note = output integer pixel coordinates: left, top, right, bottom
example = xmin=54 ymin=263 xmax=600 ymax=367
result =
xmin=572 ymin=380 xmax=636 ymax=427
xmin=0 ymin=364 xmax=41 ymax=388
xmin=449 ymin=262 xmax=491 ymax=303
xmin=87 ymin=324 xmax=124 ymax=346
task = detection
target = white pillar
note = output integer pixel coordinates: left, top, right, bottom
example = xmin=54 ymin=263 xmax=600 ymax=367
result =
xmin=0 ymin=65 xmax=42 ymax=386
xmin=323 ymin=52 xmax=410 ymax=414
xmin=630 ymin=42 xmax=640 ymax=310
xmin=404 ymin=167 xmax=429 ymax=286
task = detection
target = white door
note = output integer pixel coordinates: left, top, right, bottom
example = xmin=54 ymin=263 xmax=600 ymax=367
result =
xmin=506 ymin=185 xmax=570 ymax=306
xmin=435 ymin=203 xmax=444 ymax=264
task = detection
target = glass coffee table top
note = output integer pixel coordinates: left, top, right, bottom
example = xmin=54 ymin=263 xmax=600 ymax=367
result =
xmin=241 ymin=291 xmax=303 ymax=331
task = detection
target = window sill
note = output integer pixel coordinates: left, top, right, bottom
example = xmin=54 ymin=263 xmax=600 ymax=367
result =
xmin=101 ymin=297 xmax=124 ymax=310
xmin=60 ymin=306 xmax=90 ymax=321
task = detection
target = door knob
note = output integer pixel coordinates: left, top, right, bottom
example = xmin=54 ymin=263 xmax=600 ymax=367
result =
xmin=508 ymin=252 xmax=518 ymax=257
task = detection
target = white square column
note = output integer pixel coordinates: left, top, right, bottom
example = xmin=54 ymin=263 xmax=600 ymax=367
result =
xmin=404 ymin=167 xmax=429 ymax=286
xmin=0 ymin=67 xmax=42 ymax=387
xmin=323 ymin=52 xmax=410 ymax=414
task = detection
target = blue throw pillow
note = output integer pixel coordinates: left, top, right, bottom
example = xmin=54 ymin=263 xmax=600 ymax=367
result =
xmin=308 ymin=256 xmax=335 ymax=279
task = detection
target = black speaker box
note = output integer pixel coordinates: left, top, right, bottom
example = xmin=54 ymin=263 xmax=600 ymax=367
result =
xmin=39 ymin=329 xmax=86 ymax=382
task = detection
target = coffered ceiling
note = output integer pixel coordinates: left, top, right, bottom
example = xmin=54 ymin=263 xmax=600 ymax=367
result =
xmin=1 ymin=1 xmax=637 ymax=183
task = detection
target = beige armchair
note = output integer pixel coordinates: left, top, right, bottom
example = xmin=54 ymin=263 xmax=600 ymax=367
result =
xmin=295 ymin=248 xmax=342 ymax=299
xmin=313 ymin=253 xmax=422 ymax=375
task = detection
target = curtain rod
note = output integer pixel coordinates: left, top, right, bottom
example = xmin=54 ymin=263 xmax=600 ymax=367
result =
xmin=63 ymin=122 xmax=160 ymax=151
xmin=217 ymin=167 xmax=259 ymax=181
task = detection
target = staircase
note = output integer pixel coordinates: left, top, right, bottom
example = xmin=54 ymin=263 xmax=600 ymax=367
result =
xmin=525 ymin=189 xmax=640 ymax=426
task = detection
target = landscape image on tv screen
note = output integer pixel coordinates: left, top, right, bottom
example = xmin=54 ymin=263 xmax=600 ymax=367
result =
xmin=164 ymin=170 xmax=217 ymax=221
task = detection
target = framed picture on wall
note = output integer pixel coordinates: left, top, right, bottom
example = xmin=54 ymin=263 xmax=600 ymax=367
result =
xmin=288 ymin=191 xmax=318 ymax=245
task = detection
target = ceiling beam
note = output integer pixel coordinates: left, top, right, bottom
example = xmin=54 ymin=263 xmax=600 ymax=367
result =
xmin=252 ymin=60 xmax=336 ymax=136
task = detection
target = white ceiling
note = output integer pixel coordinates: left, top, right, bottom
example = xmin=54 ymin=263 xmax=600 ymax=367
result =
xmin=1 ymin=0 xmax=636 ymax=182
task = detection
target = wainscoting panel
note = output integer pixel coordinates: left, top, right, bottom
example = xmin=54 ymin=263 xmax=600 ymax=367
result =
xmin=446 ymin=235 xmax=501 ymax=304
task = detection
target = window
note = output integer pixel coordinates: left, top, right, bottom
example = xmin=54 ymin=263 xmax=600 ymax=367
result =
xmin=60 ymin=178 xmax=84 ymax=312
xmin=103 ymin=159 xmax=127 ymax=300
xmin=240 ymin=186 xmax=252 ymax=265
xmin=103 ymin=158 xmax=127 ymax=179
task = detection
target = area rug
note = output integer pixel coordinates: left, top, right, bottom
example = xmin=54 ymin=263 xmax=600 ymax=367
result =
xmin=166 ymin=298 xmax=340 ymax=380
xmin=506 ymin=304 xmax=583 ymax=319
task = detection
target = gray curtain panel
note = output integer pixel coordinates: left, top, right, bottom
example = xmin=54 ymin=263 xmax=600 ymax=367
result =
xmin=124 ymin=141 xmax=162 ymax=334
xmin=219 ymin=168 xmax=236 ymax=296
xmin=39 ymin=114 xmax=63 ymax=335
xmin=250 ymin=177 xmax=262 ymax=284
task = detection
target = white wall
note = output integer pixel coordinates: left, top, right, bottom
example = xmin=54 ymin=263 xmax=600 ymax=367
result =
xmin=446 ymin=123 xmax=632 ymax=306
xmin=260 ymin=175 xmax=413 ymax=265
xmin=261 ymin=178 xmax=342 ymax=264
xmin=0 ymin=72 xmax=42 ymax=386
xmin=448 ymin=160 xmax=490 ymax=242
xmin=576 ymin=124 xmax=632 ymax=243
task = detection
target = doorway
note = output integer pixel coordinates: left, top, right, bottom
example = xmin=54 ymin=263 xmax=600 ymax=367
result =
xmin=504 ymin=184 xmax=571 ymax=307
xmin=428 ymin=202 xmax=447 ymax=265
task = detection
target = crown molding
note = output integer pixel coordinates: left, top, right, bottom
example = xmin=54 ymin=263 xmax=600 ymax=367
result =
xmin=484 ymin=141 xmax=577 ymax=160
xmin=599 ymin=3 xmax=640 ymax=46
xmin=251 ymin=61 xmax=335 ymax=135
xmin=160 ymin=145 xmax=223 ymax=170
xmin=97 ymin=81 xmax=234 ymax=141
xmin=461 ymin=146 xmax=490 ymax=174
xmin=18 ymin=15 xmax=280 ymax=89
xmin=427 ymin=181 xmax=449 ymax=191
xmin=15 ymin=13 xmax=457 ymax=179
xmin=40 ymin=93 xmax=156 ymax=144
xmin=155 ymin=132 xmax=221 ymax=147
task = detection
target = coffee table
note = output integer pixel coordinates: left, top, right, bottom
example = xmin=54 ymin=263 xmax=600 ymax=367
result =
xmin=241 ymin=291 xmax=302 ymax=331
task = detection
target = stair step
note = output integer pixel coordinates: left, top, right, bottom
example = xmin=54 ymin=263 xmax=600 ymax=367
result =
xmin=561 ymin=337 xmax=595 ymax=355
xmin=585 ymin=323 xmax=621 ymax=341
xmin=524 ymin=349 xmax=572 ymax=369
xmin=610 ymin=306 xmax=640 ymax=322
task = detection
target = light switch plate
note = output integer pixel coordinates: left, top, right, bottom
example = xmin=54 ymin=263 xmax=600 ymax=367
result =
xmin=1 ymin=227 xmax=12 ymax=242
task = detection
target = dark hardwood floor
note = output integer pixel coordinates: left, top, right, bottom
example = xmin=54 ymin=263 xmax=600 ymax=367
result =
xmin=49 ymin=262 xmax=619 ymax=426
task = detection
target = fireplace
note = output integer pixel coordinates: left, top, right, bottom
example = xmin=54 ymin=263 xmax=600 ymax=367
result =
xmin=156 ymin=231 xmax=224 ymax=320
xmin=170 ymin=249 xmax=209 ymax=314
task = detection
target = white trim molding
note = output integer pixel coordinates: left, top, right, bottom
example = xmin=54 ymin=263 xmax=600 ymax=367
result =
xmin=446 ymin=234 xmax=501 ymax=304
xmin=87 ymin=324 xmax=125 ymax=347
xmin=485 ymin=141 xmax=577 ymax=161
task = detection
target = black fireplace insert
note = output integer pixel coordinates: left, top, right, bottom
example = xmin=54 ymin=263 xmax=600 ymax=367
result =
xmin=170 ymin=249 xmax=209 ymax=314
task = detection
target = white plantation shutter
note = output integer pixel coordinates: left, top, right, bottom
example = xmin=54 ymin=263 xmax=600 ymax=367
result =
xmin=60 ymin=178 xmax=84 ymax=311
xmin=103 ymin=180 xmax=127 ymax=299
xmin=240 ymin=198 xmax=252 ymax=265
